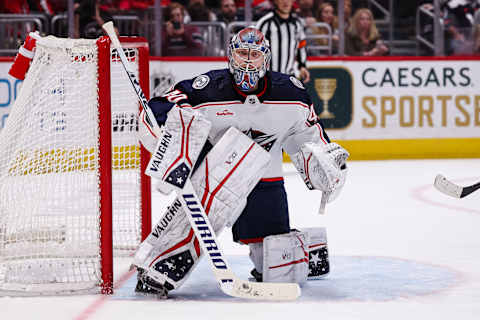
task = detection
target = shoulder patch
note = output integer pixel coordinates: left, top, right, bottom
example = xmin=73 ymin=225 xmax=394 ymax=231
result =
xmin=192 ymin=75 xmax=210 ymax=89
xmin=290 ymin=76 xmax=305 ymax=89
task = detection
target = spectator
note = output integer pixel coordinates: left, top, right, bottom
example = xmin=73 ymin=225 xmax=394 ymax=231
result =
xmin=162 ymin=2 xmax=205 ymax=56
xmin=309 ymin=0 xmax=352 ymax=28
xmin=0 ymin=0 xmax=30 ymax=13
xmin=296 ymin=0 xmax=316 ymax=24
xmin=234 ymin=0 xmax=274 ymax=20
xmin=115 ymin=0 xmax=155 ymax=11
xmin=473 ymin=7 xmax=480 ymax=54
xmin=74 ymin=0 xmax=115 ymax=38
xmin=26 ymin=0 xmax=67 ymax=15
xmin=312 ymin=2 xmax=339 ymax=47
xmin=342 ymin=0 xmax=352 ymax=30
xmin=345 ymin=8 xmax=388 ymax=56
xmin=419 ymin=0 xmax=479 ymax=55
xmin=217 ymin=0 xmax=244 ymax=25
xmin=256 ymin=0 xmax=310 ymax=83
xmin=0 ymin=0 xmax=32 ymax=47
xmin=218 ymin=0 xmax=244 ymax=39
xmin=205 ymin=0 xmax=220 ymax=9
xmin=442 ymin=0 xmax=477 ymax=55
xmin=296 ymin=0 xmax=317 ymax=56
xmin=187 ymin=0 xmax=217 ymax=22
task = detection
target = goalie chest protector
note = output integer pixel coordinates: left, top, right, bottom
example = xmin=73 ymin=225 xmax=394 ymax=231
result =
xmin=149 ymin=68 xmax=330 ymax=179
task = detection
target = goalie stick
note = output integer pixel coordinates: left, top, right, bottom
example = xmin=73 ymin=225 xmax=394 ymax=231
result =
xmin=102 ymin=22 xmax=160 ymax=138
xmin=434 ymin=174 xmax=480 ymax=199
xmin=102 ymin=22 xmax=301 ymax=301
xmin=179 ymin=180 xmax=301 ymax=300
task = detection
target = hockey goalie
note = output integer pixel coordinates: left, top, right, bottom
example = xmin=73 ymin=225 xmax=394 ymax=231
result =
xmin=133 ymin=27 xmax=349 ymax=298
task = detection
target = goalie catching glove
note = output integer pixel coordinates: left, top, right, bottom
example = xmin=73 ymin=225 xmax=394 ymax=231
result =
xmin=290 ymin=142 xmax=349 ymax=203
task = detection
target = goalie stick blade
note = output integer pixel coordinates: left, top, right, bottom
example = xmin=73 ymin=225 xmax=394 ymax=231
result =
xmin=225 ymin=278 xmax=301 ymax=301
xmin=434 ymin=174 xmax=463 ymax=198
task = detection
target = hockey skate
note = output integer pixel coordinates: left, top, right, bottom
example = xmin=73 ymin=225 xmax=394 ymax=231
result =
xmin=250 ymin=269 xmax=263 ymax=282
xmin=134 ymin=268 xmax=169 ymax=299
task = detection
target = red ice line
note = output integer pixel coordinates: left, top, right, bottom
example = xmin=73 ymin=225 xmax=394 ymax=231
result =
xmin=411 ymin=177 xmax=480 ymax=215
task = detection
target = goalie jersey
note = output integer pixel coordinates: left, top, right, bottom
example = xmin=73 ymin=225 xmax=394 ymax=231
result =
xmin=147 ymin=69 xmax=331 ymax=242
xmin=148 ymin=69 xmax=331 ymax=180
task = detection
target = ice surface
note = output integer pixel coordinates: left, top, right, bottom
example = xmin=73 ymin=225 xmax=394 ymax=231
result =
xmin=1 ymin=159 xmax=480 ymax=320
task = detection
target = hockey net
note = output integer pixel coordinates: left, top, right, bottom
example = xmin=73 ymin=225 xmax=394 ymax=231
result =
xmin=0 ymin=36 xmax=151 ymax=295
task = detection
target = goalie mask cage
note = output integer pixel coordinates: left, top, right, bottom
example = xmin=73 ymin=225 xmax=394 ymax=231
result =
xmin=0 ymin=36 xmax=151 ymax=295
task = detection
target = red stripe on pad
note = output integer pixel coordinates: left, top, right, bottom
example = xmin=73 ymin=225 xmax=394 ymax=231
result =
xmin=269 ymin=258 xmax=309 ymax=269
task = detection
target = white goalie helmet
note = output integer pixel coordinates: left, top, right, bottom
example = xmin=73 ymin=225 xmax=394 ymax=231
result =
xmin=228 ymin=27 xmax=271 ymax=91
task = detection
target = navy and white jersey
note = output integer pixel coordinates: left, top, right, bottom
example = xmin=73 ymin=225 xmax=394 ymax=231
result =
xmin=147 ymin=69 xmax=330 ymax=180
xmin=256 ymin=11 xmax=307 ymax=75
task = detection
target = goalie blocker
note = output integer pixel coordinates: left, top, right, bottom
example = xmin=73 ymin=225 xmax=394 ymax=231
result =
xmin=134 ymin=107 xmax=271 ymax=296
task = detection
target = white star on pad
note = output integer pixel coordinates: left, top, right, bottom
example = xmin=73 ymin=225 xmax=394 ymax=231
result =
xmin=164 ymin=261 xmax=175 ymax=270
xmin=177 ymin=177 xmax=184 ymax=184
xmin=310 ymin=252 xmax=322 ymax=265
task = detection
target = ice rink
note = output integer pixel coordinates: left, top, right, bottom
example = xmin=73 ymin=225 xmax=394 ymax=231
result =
xmin=1 ymin=159 xmax=479 ymax=320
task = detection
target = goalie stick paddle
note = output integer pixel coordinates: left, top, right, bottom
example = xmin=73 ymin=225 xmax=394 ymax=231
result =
xmin=434 ymin=174 xmax=480 ymax=198
xmin=102 ymin=21 xmax=301 ymax=301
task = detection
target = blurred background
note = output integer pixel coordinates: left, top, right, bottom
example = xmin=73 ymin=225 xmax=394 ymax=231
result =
xmin=0 ymin=0 xmax=479 ymax=161
xmin=0 ymin=0 xmax=477 ymax=57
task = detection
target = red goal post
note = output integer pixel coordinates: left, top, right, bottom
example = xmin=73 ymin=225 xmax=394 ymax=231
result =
xmin=0 ymin=36 xmax=151 ymax=295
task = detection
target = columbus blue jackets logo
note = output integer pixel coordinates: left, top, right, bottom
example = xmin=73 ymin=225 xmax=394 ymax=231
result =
xmin=192 ymin=75 xmax=210 ymax=89
xmin=243 ymin=128 xmax=277 ymax=152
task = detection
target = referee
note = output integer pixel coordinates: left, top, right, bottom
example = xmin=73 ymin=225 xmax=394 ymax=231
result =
xmin=256 ymin=0 xmax=310 ymax=83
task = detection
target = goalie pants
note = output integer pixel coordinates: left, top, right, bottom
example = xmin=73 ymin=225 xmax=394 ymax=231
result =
xmin=232 ymin=179 xmax=290 ymax=243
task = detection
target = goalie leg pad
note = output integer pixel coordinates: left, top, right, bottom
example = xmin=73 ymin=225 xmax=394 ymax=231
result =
xmin=132 ymin=198 xmax=198 ymax=290
xmin=133 ymin=127 xmax=270 ymax=290
xmin=191 ymin=127 xmax=271 ymax=229
xmin=145 ymin=106 xmax=212 ymax=189
xmin=262 ymin=231 xmax=310 ymax=284
xmin=304 ymin=227 xmax=330 ymax=279
xmin=247 ymin=228 xmax=329 ymax=283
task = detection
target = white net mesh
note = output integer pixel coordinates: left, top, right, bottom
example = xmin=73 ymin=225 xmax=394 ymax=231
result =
xmin=0 ymin=36 xmax=147 ymax=295
xmin=110 ymin=47 xmax=143 ymax=254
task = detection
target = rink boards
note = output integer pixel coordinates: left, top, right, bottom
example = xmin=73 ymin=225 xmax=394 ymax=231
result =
xmin=1 ymin=56 xmax=479 ymax=160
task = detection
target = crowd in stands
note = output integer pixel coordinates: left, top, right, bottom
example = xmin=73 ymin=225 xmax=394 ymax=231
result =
xmin=2 ymin=0 xmax=480 ymax=57
xmin=0 ymin=0 xmax=65 ymax=15
xmin=419 ymin=0 xmax=480 ymax=55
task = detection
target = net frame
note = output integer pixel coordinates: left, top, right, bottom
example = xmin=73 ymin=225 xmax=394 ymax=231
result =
xmin=0 ymin=36 xmax=151 ymax=295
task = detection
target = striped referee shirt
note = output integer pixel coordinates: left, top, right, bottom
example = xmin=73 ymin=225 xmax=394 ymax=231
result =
xmin=256 ymin=11 xmax=307 ymax=75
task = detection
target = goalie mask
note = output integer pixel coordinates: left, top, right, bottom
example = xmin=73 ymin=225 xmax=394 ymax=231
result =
xmin=228 ymin=27 xmax=271 ymax=92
